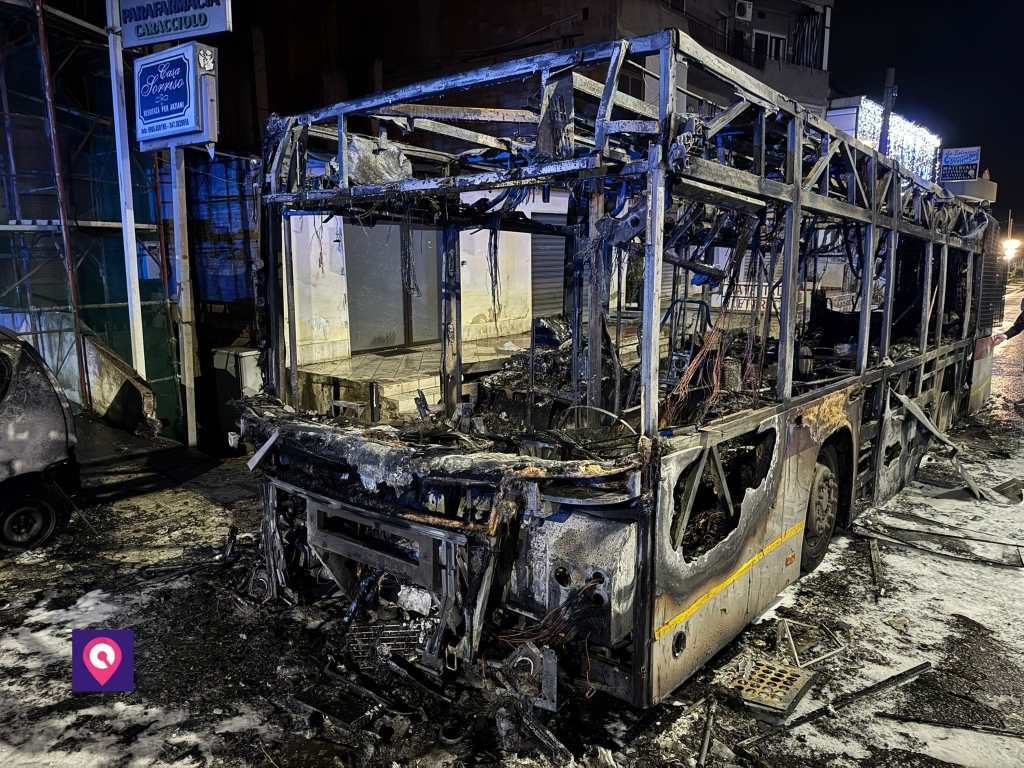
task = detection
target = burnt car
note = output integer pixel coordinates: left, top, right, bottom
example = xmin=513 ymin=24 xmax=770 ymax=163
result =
xmin=0 ymin=327 xmax=78 ymax=551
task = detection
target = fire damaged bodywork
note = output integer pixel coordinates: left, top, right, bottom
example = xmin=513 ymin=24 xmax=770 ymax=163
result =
xmin=246 ymin=30 xmax=999 ymax=709
xmin=242 ymin=399 xmax=646 ymax=701
xmin=0 ymin=327 xmax=77 ymax=550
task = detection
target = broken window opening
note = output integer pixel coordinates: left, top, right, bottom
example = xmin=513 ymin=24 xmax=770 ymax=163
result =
xmin=940 ymin=249 xmax=971 ymax=342
xmin=797 ymin=216 xmax=878 ymax=386
xmin=671 ymin=428 xmax=776 ymax=562
xmin=658 ymin=206 xmax=781 ymax=427
xmin=889 ymin=237 xmax=929 ymax=359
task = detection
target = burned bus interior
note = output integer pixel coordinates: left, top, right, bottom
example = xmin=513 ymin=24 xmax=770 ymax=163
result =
xmin=243 ymin=30 xmax=997 ymax=710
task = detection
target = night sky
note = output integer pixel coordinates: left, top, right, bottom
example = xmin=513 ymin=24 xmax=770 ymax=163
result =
xmin=830 ymin=1 xmax=1020 ymax=230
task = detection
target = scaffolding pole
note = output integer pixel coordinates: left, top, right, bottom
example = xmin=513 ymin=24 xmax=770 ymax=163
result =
xmin=34 ymin=0 xmax=90 ymax=408
xmin=0 ymin=26 xmax=38 ymax=349
xmin=171 ymin=147 xmax=197 ymax=446
xmin=105 ymin=0 xmax=146 ymax=377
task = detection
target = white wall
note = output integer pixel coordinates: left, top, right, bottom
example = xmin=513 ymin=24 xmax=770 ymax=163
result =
xmin=287 ymin=190 xmax=573 ymax=364
xmin=459 ymin=191 xmax=533 ymax=341
xmin=288 ymin=215 xmax=352 ymax=365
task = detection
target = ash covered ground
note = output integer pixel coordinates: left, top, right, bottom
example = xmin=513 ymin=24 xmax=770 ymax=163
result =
xmin=3 ymin=319 xmax=1024 ymax=767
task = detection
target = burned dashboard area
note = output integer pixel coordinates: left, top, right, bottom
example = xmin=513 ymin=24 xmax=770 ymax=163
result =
xmin=240 ymin=397 xmax=649 ymax=707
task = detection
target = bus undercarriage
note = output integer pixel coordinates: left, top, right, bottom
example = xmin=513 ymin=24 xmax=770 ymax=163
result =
xmin=243 ymin=30 xmax=999 ymax=710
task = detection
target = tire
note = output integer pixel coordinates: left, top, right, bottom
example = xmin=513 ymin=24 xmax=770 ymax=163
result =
xmin=0 ymin=483 xmax=66 ymax=552
xmin=801 ymin=445 xmax=840 ymax=574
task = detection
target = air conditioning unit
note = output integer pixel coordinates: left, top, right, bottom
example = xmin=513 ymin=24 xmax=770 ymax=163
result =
xmin=735 ymin=1 xmax=753 ymax=21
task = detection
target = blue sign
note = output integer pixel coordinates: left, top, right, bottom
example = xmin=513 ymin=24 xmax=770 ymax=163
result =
xmin=134 ymin=43 xmax=204 ymax=142
xmin=121 ymin=0 xmax=233 ymax=49
xmin=939 ymin=146 xmax=982 ymax=183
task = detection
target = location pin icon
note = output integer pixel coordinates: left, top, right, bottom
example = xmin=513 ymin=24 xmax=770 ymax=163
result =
xmin=82 ymin=637 xmax=123 ymax=686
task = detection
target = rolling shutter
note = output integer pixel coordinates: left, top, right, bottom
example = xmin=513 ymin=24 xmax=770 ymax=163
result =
xmin=531 ymin=213 xmax=567 ymax=318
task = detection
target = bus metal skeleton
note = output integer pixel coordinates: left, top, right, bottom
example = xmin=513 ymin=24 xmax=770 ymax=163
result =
xmin=243 ymin=29 xmax=1000 ymax=708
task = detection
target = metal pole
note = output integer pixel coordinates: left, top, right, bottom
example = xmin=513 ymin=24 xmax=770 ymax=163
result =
xmin=105 ymin=0 xmax=146 ymax=377
xmin=440 ymin=220 xmax=462 ymax=415
xmin=878 ymin=67 xmax=896 ymax=157
xmin=34 ymin=0 xmax=90 ymax=409
xmin=777 ymin=114 xmax=803 ymax=400
xmin=934 ymin=242 xmax=948 ymax=349
xmin=878 ymin=168 xmax=900 ymax=359
xmin=856 ymin=153 xmax=879 ymax=375
xmin=613 ymin=246 xmax=624 ymax=415
xmin=170 ymin=147 xmax=197 ymax=446
xmin=0 ymin=29 xmax=38 ymax=349
xmin=586 ymin=182 xmax=605 ymax=422
xmin=640 ymin=143 xmax=665 ymax=437
xmin=283 ymin=213 xmax=299 ymax=404
xmin=915 ymin=242 xmax=933 ymax=395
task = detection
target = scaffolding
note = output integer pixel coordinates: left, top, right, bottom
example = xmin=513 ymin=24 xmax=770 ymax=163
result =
xmin=0 ymin=1 xmax=183 ymax=435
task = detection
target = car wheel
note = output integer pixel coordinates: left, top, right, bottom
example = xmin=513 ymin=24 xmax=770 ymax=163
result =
xmin=801 ymin=446 xmax=839 ymax=574
xmin=0 ymin=487 xmax=61 ymax=552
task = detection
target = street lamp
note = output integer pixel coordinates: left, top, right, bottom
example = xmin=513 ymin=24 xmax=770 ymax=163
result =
xmin=1003 ymin=238 xmax=1021 ymax=260
xmin=1005 ymin=238 xmax=1022 ymax=280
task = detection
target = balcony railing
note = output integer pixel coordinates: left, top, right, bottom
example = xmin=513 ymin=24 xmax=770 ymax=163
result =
xmin=679 ymin=10 xmax=825 ymax=71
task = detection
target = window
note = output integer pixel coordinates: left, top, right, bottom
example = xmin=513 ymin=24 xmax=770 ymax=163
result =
xmin=619 ymin=71 xmax=645 ymax=100
xmin=670 ymin=428 xmax=776 ymax=562
xmin=753 ymin=31 xmax=787 ymax=64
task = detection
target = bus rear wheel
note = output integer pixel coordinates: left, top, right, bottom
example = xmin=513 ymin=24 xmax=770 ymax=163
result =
xmin=801 ymin=445 xmax=839 ymax=574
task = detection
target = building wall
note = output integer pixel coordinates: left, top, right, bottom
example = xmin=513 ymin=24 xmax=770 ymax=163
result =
xmin=287 ymin=195 xmax=553 ymax=364
xmin=288 ymin=215 xmax=352 ymax=366
xmin=618 ymin=0 xmax=832 ymax=111
xmin=458 ymin=225 xmax=534 ymax=342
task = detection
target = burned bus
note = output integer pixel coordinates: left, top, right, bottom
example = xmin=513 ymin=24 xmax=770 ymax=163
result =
xmin=242 ymin=30 xmax=1001 ymax=708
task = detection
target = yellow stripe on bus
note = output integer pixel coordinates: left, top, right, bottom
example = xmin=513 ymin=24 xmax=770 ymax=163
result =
xmin=653 ymin=521 xmax=805 ymax=641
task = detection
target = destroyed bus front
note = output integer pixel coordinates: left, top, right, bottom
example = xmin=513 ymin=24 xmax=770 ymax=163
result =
xmin=243 ymin=401 xmax=650 ymax=706
xmin=246 ymin=29 xmax=999 ymax=709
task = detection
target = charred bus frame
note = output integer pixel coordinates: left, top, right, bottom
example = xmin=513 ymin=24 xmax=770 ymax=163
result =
xmin=246 ymin=30 xmax=996 ymax=707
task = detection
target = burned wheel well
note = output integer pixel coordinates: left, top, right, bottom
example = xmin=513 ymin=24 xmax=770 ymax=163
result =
xmin=819 ymin=427 xmax=854 ymax=529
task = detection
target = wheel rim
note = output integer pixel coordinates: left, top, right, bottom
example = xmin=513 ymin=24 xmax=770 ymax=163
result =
xmin=805 ymin=467 xmax=838 ymax=548
xmin=2 ymin=503 xmax=52 ymax=546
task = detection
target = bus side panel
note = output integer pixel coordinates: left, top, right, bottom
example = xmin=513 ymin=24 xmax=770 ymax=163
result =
xmin=649 ymin=416 xmax=784 ymax=703
xmin=648 ymin=387 xmax=860 ymax=704
xmin=969 ymin=337 xmax=994 ymax=415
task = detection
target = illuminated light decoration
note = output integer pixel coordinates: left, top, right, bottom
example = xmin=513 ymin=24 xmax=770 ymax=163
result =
xmin=854 ymin=97 xmax=942 ymax=182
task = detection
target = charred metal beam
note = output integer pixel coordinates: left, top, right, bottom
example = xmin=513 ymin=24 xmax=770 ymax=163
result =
xmin=587 ymin=183 xmax=607 ymax=420
xmin=879 ymin=171 xmax=901 ymax=360
xmin=440 ymin=222 xmax=462 ymax=414
xmin=593 ymin=40 xmax=630 ymax=154
xmin=300 ymin=32 xmax=670 ymax=124
xmin=572 ymin=71 xmax=658 ymax=120
xmin=283 ymin=214 xmax=299 ymax=404
xmin=372 ymin=104 xmax=539 ymax=123
xmin=802 ymin=138 xmax=841 ymax=190
xmin=379 ymin=115 xmax=518 ymax=152
xmin=933 ymin=244 xmax=948 ymax=348
xmin=962 ymin=252 xmax=974 ymax=342
xmin=538 ymin=70 xmax=575 ymax=159
xmin=672 ymin=177 xmax=764 ymax=213
xmin=641 ymin=144 xmax=666 ymax=436
xmin=704 ymin=99 xmax=750 ymax=142
xmin=606 ymin=119 xmax=659 ymax=135
xmin=776 ymin=114 xmax=802 ymax=401
xmin=267 ymin=156 xmax=602 ymax=204
xmin=856 ymin=153 xmax=879 ymax=375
